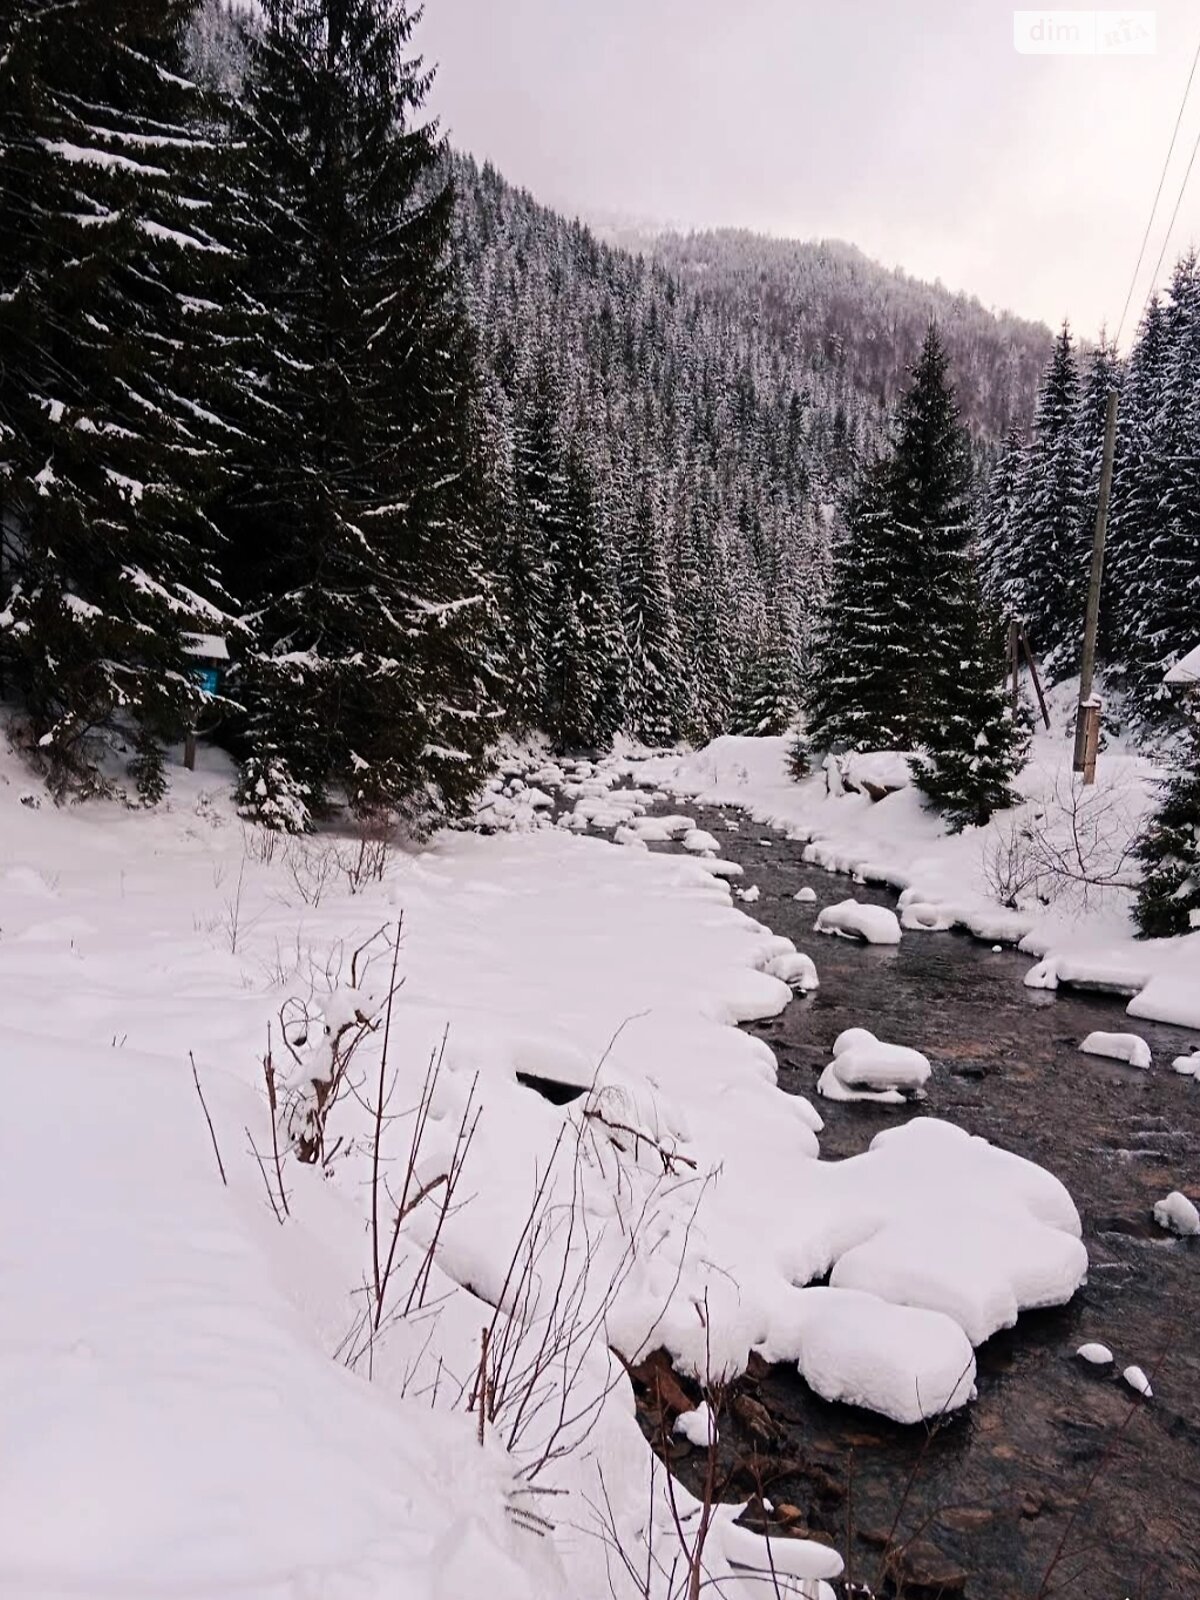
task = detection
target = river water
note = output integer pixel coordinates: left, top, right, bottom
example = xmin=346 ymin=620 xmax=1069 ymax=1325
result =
xmin=639 ymin=799 xmax=1200 ymax=1600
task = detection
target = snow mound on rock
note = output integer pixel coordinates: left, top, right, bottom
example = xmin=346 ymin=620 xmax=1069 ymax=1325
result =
xmin=815 ymin=899 xmax=902 ymax=945
xmin=1153 ymin=1190 xmax=1200 ymax=1236
xmin=824 ymin=1119 xmax=1088 ymax=1345
xmin=819 ymin=1027 xmax=931 ymax=1102
xmin=1080 ymin=1031 xmax=1152 ymax=1069
xmin=759 ymin=1286 xmax=975 ymax=1425
xmin=1076 ymin=1342 xmax=1113 ymax=1365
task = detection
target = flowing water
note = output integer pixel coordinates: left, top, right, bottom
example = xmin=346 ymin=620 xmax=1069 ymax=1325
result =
xmin=637 ymin=800 xmax=1200 ymax=1600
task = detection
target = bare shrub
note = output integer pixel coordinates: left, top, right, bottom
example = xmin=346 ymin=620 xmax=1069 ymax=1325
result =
xmin=983 ymin=772 xmax=1140 ymax=914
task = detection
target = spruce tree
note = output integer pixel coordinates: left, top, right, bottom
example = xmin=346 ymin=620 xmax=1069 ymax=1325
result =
xmin=0 ymin=0 xmax=235 ymax=799
xmin=622 ymin=478 xmax=682 ymax=746
xmin=913 ymin=571 xmax=1030 ymax=830
xmin=226 ymin=0 xmax=495 ymax=829
xmin=886 ymin=323 xmax=976 ymax=736
xmin=544 ymin=445 xmax=624 ymax=749
xmin=1133 ymin=714 xmax=1200 ymax=938
xmin=979 ymin=426 xmax=1024 ymax=610
xmin=730 ymin=600 xmax=801 ymax=736
xmin=1002 ymin=325 xmax=1085 ymax=671
xmin=805 ymin=463 xmax=904 ymax=751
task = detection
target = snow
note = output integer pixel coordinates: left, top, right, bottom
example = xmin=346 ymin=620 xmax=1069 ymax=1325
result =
xmin=673 ymin=1400 xmax=718 ymax=1447
xmin=1163 ymin=640 xmax=1200 ymax=685
xmin=0 ymin=741 xmax=1093 ymax=1596
xmin=817 ymin=1027 xmax=931 ymax=1104
xmin=1172 ymin=1052 xmax=1200 ymax=1076
xmin=632 ymin=704 xmax=1200 ymax=1029
xmin=759 ymin=1286 xmax=975 ymax=1425
xmin=1123 ymin=1365 xmax=1153 ymax=1398
xmin=682 ymin=828 xmax=720 ymax=854
xmin=1079 ymin=1031 xmax=1152 ymax=1069
xmin=1076 ymin=1342 xmax=1114 ymax=1365
xmin=1153 ymin=1191 xmax=1200 ymax=1237
xmin=794 ymin=886 xmax=818 ymax=904
xmin=815 ymin=899 xmax=902 ymax=945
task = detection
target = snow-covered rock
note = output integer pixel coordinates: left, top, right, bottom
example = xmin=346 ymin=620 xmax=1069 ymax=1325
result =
xmin=1123 ymin=1365 xmax=1153 ymax=1398
xmin=1079 ymin=1031 xmax=1152 ymax=1069
xmin=1076 ymin=1342 xmax=1114 ymax=1365
xmin=682 ymin=828 xmax=720 ymax=854
xmin=736 ymin=885 xmax=761 ymax=904
xmin=1153 ymin=1190 xmax=1200 ymax=1237
xmin=760 ymin=949 xmax=820 ymax=993
xmin=1171 ymin=1052 xmax=1200 ymax=1077
xmin=673 ymin=1400 xmax=718 ymax=1448
xmin=794 ymin=886 xmax=818 ymax=904
xmin=760 ymin=1286 xmax=975 ymax=1425
xmin=817 ymin=1027 xmax=930 ymax=1104
xmin=815 ymin=899 xmax=902 ymax=945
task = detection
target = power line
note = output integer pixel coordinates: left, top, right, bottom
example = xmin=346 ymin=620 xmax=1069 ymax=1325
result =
xmin=1115 ymin=27 xmax=1200 ymax=346
xmin=1136 ymin=115 xmax=1200 ymax=329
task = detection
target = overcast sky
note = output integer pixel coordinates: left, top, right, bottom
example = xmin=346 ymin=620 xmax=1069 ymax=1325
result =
xmin=417 ymin=0 xmax=1200 ymax=343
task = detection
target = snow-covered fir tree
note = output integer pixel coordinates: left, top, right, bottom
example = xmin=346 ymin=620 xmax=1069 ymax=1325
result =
xmin=1134 ymin=712 xmax=1200 ymax=937
xmin=1001 ymin=324 xmax=1085 ymax=671
xmin=225 ymin=0 xmax=496 ymax=828
xmin=805 ymin=462 xmax=904 ymax=750
xmin=622 ymin=477 xmax=683 ymax=745
xmin=0 ymin=0 xmax=236 ymax=800
xmin=913 ymin=569 xmax=1030 ymax=830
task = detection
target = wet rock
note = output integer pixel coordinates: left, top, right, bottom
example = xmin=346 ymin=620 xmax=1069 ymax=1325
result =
xmin=731 ymin=1391 xmax=788 ymax=1447
xmin=628 ymin=1348 xmax=694 ymax=1416
xmin=885 ymin=1538 xmax=969 ymax=1595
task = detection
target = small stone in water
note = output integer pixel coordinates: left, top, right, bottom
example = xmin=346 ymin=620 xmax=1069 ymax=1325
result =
xmin=1123 ymin=1365 xmax=1153 ymax=1398
xmin=1076 ymin=1342 xmax=1113 ymax=1366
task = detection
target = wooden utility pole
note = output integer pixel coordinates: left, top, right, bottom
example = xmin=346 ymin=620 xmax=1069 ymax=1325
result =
xmin=1073 ymin=387 xmax=1119 ymax=781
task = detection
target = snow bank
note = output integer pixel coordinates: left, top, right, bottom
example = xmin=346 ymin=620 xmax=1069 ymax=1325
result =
xmin=815 ymin=899 xmax=902 ymax=945
xmin=632 ymin=712 xmax=1200 ymax=1029
xmin=0 ymin=738 xmax=1094 ymax=1597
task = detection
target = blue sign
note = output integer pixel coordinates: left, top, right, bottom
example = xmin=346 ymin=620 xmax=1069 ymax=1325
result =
xmin=194 ymin=666 xmax=221 ymax=696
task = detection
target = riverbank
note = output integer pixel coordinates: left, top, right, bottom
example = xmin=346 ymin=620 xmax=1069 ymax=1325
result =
xmin=630 ymin=709 xmax=1200 ymax=1032
xmin=636 ymin=800 xmax=1199 ymax=1599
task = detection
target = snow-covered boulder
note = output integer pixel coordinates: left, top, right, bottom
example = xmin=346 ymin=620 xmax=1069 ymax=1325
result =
xmin=839 ymin=749 xmax=914 ymax=802
xmin=825 ymin=1119 xmax=1088 ymax=1346
xmin=817 ymin=1027 xmax=929 ymax=1103
xmin=815 ymin=900 xmax=902 ymax=945
xmin=1079 ymin=1031 xmax=1152 ymax=1069
xmin=682 ymin=828 xmax=720 ymax=855
xmin=794 ymin=886 xmax=818 ymax=904
xmin=1171 ymin=1052 xmax=1200 ymax=1077
xmin=1076 ymin=1342 xmax=1113 ymax=1366
xmin=759 ymin=1286 xmax=975 ymax=1426
xmin=1153 ymin=1190 xmax=1200 ymax=1237
xmin=760 ymin=949 xmax=819 ymax=993
xmin=1123 ymin=1365 xmax=1153 ymax=1398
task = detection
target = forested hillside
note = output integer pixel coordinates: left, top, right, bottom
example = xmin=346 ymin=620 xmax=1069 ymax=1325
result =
xmin=450 ymin=157 xmax=1054 ymax=747
xmin=980 ymin=261 xmax=1200 ymax=728
xmin=639 ymin=231 xmax=1054 ymax=445
xmin=0 ymin=0 xmax=1064 ymax=821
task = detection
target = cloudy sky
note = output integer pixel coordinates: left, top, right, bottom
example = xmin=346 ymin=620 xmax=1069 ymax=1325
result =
xmin=418 ymin=0 xmax=1200 ymax=342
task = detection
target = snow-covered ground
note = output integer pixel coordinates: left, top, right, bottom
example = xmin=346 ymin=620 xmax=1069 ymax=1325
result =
xmin=0 ymin=735 xmax=1096 ymax=1599
xmin=632 ymin=691 xmax=1200 ymax=1032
